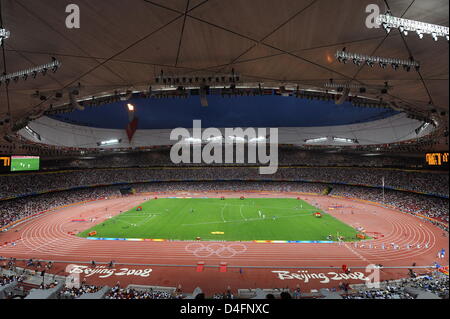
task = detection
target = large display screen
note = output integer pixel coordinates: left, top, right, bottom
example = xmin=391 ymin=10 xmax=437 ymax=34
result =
xmin=10 ymin=156 xmax=40 ymax=172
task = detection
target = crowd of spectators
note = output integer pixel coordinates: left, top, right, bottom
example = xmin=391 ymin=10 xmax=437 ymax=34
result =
xmin=1 ymin=258 xmax=448 ymax=300
xmin=408 ymin=275 xmax=449 ymax=298
xmin=1 ymin=166 xmax=448 ymax=200
xmin=343 ymin=284 xmax=414 ymax=299
xmin=0 ymin=274 xmax=22 ymax=287
xmin=42 ymin=148 xmax=428 ymax=170
xmin=331 ymin=185 xmax=449 ymax=225
xmin=0 ymin=187 xmax=120 ymax=228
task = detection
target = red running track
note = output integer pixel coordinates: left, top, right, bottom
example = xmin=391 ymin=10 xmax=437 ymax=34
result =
xmin=0 ymin=191 xmax=448 ymax=295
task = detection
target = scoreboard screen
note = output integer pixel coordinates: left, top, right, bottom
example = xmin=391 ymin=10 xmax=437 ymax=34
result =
xmin=10 ymin=156 xmax=40 ymax=172
xmin=425 ymin=153 xmax=449 ymax=166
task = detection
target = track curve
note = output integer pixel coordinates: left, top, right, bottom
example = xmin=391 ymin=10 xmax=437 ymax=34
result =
xmin=1 ymin=191 xmax=448 ymax=293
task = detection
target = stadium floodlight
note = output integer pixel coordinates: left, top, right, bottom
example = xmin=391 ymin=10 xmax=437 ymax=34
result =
xmin=0 ymin=58 xmax=61 ymax=86
xmin=98 ymin=139 xmax=121 ymax=146
xmin=205 ymin=136 xmax=223 ymax=143
xmin=335 ymin=50 xmax=420 ymax=72
xmin=333 ymin=137 xmax=359 ymax=144
xmin=304 ymin=137 xmax=328 ymax=143
xmin=0 ymin=28 xmax=10 ymax=46
xmin=377 ymin=13 xmax=449 ymax=41
xmin=249 ymin=136 xmax=267 ymax=143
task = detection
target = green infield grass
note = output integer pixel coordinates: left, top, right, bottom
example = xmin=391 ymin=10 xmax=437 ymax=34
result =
xmin=78 ymin=198 xmax=362 ymax=242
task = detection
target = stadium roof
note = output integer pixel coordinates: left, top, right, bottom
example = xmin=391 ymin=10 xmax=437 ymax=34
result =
xmin=0 ymin=0 xmax=448 ymax=149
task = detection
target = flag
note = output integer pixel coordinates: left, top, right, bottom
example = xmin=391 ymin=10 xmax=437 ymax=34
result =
xmin=126 ymin=117 xmax=139 ymax=142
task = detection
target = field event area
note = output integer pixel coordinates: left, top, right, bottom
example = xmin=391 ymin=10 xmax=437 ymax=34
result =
xmin=78 ymin=198 xmax=360 ymax=242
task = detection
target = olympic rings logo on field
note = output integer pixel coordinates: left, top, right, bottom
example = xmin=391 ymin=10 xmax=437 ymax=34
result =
xmin=185 ymin=243 xmax=247 ymax=258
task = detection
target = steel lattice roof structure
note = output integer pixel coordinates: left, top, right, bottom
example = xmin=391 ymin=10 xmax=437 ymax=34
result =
xmin=0 ymin=0 xmax=448 ymax=150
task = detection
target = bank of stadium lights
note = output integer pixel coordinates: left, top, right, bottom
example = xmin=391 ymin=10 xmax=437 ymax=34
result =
xmin=295 ymin=90 xmax=335 ymax=102
xmin=350 ymin=97 xmax=390 ymax=109
xmin=322 ymin=81 xmax=391 ymax=109
xmin=377 ymin=13 xmax=449 ymax=42
xmin=0 ymin=58 xmax=61 ymax=86
xmin=335 ymin=50 xmax=420 ymax=72
xmin=24 ymin=126 xmax=41 ymax=141
xmin=0 ymin=28 xmax=10 ymax=46
xmin=333 ymin=137 xmax=359 ymax=144
xmin=184 ymin=137 xmax=202 ymax=144
xmin=120 ymin=90 xmax=133 ymax=102
xmin=304 ymin=137 xmax=328 ymax=144
xmin=324 ymin=81 xmax=390 ymax=93
xmin=227 ymin=136 xmax=246 ymax=143
xmin=324 ymin=82 xmax=363 ymax=91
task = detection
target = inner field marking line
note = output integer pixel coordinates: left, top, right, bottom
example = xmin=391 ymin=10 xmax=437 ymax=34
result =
xmin=24 ymin=237 xmax=64 ymax=253
xmin=239 ymin=205 xmax=247 ymax=221
xmin=220 ymin=203 xmax=227 ymax=223
xmin=205 ymin=202 xmax=317 ymax=212
xmin=115 ymin=215 xmax=159 ymax=218
xmin=112 ymin=214 xmax=155 ymax=227
xmin=135 ymin=215 xmax=156 ymax=227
